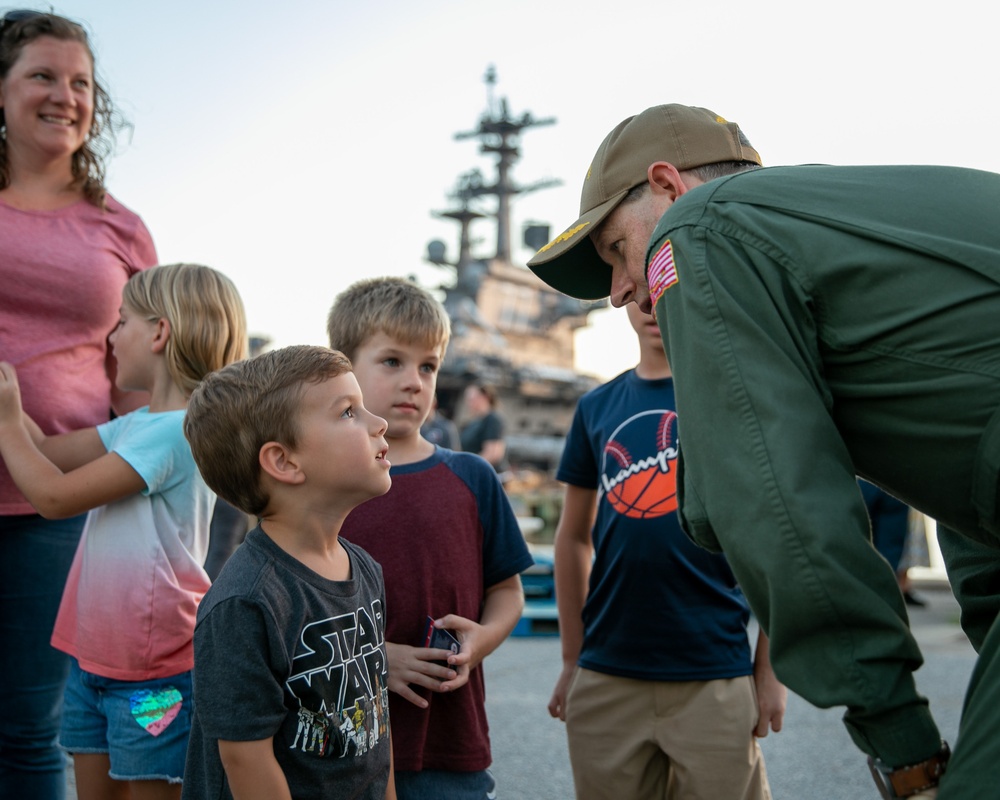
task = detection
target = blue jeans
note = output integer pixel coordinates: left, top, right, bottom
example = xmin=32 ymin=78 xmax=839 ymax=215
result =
xmin=395 ymin=769 xmax=497 ymax=800
xmin=0 ymin=513 xmax=86 ymax=800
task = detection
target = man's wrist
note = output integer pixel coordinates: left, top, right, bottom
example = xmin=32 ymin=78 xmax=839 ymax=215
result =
xmin=868 ymin=741 xmax=950 ymax=798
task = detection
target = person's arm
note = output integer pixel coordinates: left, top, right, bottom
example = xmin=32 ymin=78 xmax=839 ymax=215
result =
xmin=0 ymin=362 xmax=144 ymax=517
xmin=19 ymin=405 xmax=108 ymax=471
xmin=434 ymin=573 xmax=525 ymax=692
xmin=547 ymin=484 xmax=597 ymax=721
xmin=656 ymin=220 xmax=938 ymax=763
xmin=218 ymin=738 xmax=292 ymax=800
xmin=751 ymin=628 xmax=786 ymax=737
xmin=196 ymin=596 xmax=294 ymax=799
xmin=479 ymin=438 xmax=506 ymax=468
xmin=478 ymin=413 xmax=506 ymax=467
xmin=5 ymin=363 xmax=107 ymax=469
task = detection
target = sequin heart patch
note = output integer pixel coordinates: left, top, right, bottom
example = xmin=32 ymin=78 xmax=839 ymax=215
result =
xmin=130 ymin=687 xmax=183 ymax=737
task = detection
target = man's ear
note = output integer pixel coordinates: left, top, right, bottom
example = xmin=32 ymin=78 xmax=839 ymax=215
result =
xmin=150 ymin=318 xmax=171 ymax=354
xmin=259 ymin=441 xmax=306 ymax=486
xmin=647 ymin=162 xmax=690 ymax=202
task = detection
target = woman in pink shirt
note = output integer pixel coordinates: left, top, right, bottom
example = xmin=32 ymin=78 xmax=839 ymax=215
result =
xmin=0 ymin=12 xmax=157 ymax=798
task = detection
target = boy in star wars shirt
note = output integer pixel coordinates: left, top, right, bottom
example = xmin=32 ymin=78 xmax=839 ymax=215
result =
xmin=181 ymin=346 xmax=396 ymax=800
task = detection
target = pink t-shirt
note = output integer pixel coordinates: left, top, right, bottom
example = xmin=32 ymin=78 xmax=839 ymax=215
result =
xmin=0 ymin=194 xmax=157 ymax=514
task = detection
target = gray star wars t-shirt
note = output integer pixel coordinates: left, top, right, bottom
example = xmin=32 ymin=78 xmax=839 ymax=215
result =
xmin=182 ymin=527 xmax=390 ymax=799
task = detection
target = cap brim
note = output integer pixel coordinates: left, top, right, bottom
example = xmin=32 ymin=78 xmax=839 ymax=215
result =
xmin=526 ymin=190 xmax=627 ymax=300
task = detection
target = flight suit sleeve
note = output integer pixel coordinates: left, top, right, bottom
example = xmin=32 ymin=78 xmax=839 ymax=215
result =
xmin=652 ymin=219 xmax=942 ymax=766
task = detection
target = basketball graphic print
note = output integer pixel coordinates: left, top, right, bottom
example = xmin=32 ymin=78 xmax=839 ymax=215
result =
xmin=601 ymin=410 xmax=678 ymax=519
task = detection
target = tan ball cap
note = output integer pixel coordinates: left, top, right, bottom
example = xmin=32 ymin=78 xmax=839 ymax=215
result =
xmin=527 ymin=104 xmax=760 ymax=299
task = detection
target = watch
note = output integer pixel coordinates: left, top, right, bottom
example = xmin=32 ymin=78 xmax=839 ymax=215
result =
xmin=868 ymin=741 xmax=950 ymax=798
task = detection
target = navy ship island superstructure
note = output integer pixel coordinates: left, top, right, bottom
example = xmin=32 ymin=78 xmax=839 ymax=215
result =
xmin=425 ymin=66 xmax=606 ymax=474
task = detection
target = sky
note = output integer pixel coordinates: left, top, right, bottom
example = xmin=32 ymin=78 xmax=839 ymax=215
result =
xmin=23 ymin=0 xmax=1000 ymax=380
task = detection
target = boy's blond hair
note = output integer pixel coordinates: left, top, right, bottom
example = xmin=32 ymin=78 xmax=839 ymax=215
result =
xmin=326 ymin=277 xmax=451 ymax=360
xmin=123 ymin=263 xmax=248 ymax=395
xmin=184 ymin=345 xmax=353 ymax=517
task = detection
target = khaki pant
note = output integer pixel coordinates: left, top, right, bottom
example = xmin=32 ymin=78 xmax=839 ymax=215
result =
xmin=564 ymin=668 xmax=770 ymax=800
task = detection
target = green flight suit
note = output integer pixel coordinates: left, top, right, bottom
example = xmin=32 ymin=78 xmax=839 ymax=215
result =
xmin=650 ymin=164 xmax=1000 ymax=798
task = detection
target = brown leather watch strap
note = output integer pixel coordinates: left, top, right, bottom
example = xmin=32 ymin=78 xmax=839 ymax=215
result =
xmin=885 ymin=743 xmax=950 ymax=797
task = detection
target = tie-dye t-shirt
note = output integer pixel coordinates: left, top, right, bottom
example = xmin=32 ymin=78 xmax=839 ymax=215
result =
xmin=51 ymin=407 xmax=215 ymax=681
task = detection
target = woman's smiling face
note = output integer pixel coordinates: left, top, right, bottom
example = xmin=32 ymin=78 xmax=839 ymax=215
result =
xmin=0 ymin=35 xmax=94 ymax=167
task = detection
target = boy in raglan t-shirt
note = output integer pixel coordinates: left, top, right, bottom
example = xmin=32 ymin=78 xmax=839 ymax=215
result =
xmin=327 ymin=278 xmax=533 ymax=799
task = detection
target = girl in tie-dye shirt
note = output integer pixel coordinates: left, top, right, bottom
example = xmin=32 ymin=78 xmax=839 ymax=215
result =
xmin=0 ymin=264 xmax=246 ymax=798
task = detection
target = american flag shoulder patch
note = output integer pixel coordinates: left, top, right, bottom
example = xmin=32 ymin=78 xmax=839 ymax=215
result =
xmin=648 ymin=239 xmax=678 ymax=305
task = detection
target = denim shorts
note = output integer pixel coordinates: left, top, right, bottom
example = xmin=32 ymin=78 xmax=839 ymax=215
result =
xmin=60 ymin=659 xmax=192 ymax=782
xmin=395 ymin=768 xmax=497 ymax=800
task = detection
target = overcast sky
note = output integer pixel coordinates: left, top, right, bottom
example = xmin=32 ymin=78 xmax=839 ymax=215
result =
xmin=31 ymin=0 xmax=1000 ymax=378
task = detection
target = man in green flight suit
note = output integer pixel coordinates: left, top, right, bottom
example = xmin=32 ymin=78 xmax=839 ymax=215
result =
xmin=527 ymin=104 xmax=1000 ymax=799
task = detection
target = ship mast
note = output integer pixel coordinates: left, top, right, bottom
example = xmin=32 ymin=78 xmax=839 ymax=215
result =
xmin=423 ymin=68 xmax=604 ymax=473
xmin=453 ymin=65 xmax=558 ymax=263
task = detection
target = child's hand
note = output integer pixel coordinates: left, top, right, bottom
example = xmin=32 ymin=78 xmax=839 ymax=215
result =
xmin=547 ymin=662 xmax=576 ymax=721
xmin=429 ymin=614 xmax=487 ymax=693
xmin=753 ymin=664 xmax=787 ymax=738
xmin=0 ymin=362 xmax=25 ymax=428
xmin=385 ymin=642 xmax=459 ymax=708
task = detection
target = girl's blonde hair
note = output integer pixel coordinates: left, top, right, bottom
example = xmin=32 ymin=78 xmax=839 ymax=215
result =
xmin=122 ymin=264 xmax=248 ymax=395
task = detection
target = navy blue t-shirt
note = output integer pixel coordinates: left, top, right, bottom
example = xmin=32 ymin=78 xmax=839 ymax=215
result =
xmin=557 ymin=370 xmax=752 ymax=681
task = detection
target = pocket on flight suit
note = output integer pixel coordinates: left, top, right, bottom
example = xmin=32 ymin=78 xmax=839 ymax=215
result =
xmin=972 ymin=403 xmax=1000 ymax=536
xmin=676 ymin=449 xmax=724 ymax=553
